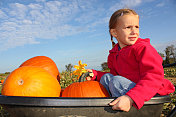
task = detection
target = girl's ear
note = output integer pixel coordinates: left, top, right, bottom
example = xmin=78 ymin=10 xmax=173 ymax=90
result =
xmin=110 ymin=29 xmax=118 ymax=38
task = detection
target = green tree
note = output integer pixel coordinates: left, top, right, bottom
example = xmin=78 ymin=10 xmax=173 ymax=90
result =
xmin=164 ymin=45 xmax=176 ymax=64
xmin=158 ymin=52 xmax=165 ymax=60
xmin=101 ymin=62 xmax=109 ymax=71
xmin=169 ymin=45 xmax=176 ymax=62
xmin=65 ymin=63 xmax=73 ymax=72
xmin=65 ymin=63 xmax=73 ymax=79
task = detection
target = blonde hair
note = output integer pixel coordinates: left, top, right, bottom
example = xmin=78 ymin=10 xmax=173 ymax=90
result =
xmin=109 ymin=9 xmax=138 ymax=48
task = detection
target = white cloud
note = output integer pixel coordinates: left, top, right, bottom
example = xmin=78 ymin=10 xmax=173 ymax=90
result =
xmin=109 ymin=0 xmax=142 ymax=12
xmin=0 ymin=10 xmax=8 ymax=19
xmin=156 ymin=2 xmax=165 ymax=7
xmin=35 ymin=0 xmax=46 ymax=2
xmin=75 ymin=7 xmax=105 ymax=25
xmin=8 ymin=3 xmax=28 ymax=19
xmin=121 ymin=0 xmax=142 ymax=8
xmin=28 ymin=3 xmax=43 ymax=10
xmin=0 ymin=0 xmax=94 ymax=51
xmin=0 ymin=0 xmax=164 ymax=51
xmin=0 ymin=0 xmax=114 ymax=51
xmin=23 ymin=19 xmax=33 ymax=24
xmin=143 ymin=0 xmax=155 ymax=2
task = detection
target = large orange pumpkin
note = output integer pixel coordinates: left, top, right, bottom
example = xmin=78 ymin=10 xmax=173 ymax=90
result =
xmin=1 ymin=66 xmax=61 ymax=97
xmin=19 ymin=56 xmax=60 ymax=82
xmin=61 ymin=80 xmax=110 ymax=97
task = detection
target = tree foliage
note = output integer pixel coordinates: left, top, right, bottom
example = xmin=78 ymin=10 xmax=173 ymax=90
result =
xmin=65 ymin=63 xmax=73 ymax=73
xmin=65 ymin=63 xmax=73 ymax=79
xmin=101 ymin=62 xmax=109 ymax=71
xmin=164 ymin=45 xmax=176 ymax=64
xmin=158 ymin=52 xmax=165 ymax=59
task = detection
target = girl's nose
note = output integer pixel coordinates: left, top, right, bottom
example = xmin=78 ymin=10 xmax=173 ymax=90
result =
xmin=131 ymin=27 xmax=138 ymax=35
xmin=131 ymin=29 xmax=135 ymax=35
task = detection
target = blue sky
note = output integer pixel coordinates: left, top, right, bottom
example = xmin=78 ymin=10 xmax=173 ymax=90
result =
xmin=0 ymin=0 xmax=176 ymax=73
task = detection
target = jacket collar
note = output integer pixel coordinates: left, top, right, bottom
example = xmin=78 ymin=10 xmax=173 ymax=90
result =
xmin=109 ymin=38 xmax=150 ymax=53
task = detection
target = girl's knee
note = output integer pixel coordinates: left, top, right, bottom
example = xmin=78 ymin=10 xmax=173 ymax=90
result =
xmin=100 ymin=73 xmax=114 ymax=86
xmin=113 ymin=75 xmax=134 ymax=84
xmin=111 ymin=76 xmax=136 ymax=91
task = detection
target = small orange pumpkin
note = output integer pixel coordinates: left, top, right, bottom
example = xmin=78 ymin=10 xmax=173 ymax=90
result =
xmin=61 ymin=80 xmax=110 ymax=97
xmin=20 ymin=56 xmax=60 ymax=82
xmin=1 ymin=66 xmax=61 ymax=97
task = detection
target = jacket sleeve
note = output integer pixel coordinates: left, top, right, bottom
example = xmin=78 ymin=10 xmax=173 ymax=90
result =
xmin=126 ymin=44 xmax=175 ymax=109
xmin=91 ymin=70 xmax=108 ymax=81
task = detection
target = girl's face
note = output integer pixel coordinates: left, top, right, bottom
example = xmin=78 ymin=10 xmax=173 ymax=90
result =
xmin=111 ymin=14 xmax=139 ymax=48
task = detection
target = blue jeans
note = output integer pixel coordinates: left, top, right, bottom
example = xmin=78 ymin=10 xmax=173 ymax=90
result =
xmin=100 ymin=73 xmax=136 ymax=97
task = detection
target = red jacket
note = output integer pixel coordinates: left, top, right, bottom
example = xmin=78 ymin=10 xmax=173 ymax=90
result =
xmin=91 ymin=38 xmax=175 ymax=109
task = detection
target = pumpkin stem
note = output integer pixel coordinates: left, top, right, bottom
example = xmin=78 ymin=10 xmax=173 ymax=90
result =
xmin=78 ymin=72 xmax=91 ymax=82
xmin=18 ymin=79 xmax=24 ymax=85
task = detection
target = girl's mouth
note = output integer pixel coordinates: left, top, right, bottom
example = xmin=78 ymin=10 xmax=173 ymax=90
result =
xmin=128 ymin=37 xmax=136 ymax=41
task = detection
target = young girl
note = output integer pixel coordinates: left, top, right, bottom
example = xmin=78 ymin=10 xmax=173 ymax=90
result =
xmin=87 ymin=9 xmax=175 ymax=112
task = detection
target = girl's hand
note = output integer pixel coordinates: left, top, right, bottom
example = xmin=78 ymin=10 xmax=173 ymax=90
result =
xmin=86 ymin=69 xmax=94 ymax=81
xmin=109 ymin=95 xmax=133 ymax=112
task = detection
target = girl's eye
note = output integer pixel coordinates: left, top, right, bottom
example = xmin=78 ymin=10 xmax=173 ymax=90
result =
xmin=125 ymin=26 xmax=139 ymax=29
xmin=135 ymin=26 xmax=139 ymax=28
xmin=126 ymin=26 xmax=131 ymax=29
